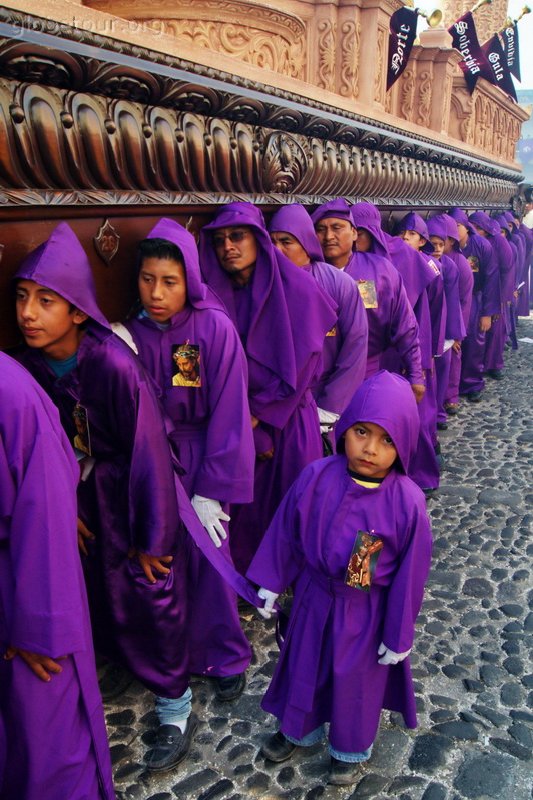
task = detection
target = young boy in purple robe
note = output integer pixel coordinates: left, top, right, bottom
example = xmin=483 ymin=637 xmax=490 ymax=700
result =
xmin=199 ymin=202 xmax=337 ymax=574
xmin=426 ymin=215 xmax=466 ymax=429
xmin=448 ymin=208 xmax=499 ymax=402
xmin=247 ymin=370 xmax=432 ymax=787
xmin=441 ymin=215 xmax=474 ymax=415
xmin=492 ymin=213 xmax=519 ymax=356
xmin=13 ymin=223 xmax=197 ymax=773
xmin=469 ymin=211 xmax=513 ymax=381
xmin=268 ymin=203 xmax=368 ymax=434
xmin=311 ymin=199 xmax=424 ymax=399
xmin=121 ymin=217 xmax=255 ymax=702
xmin=0 ymin=352 xmax=115 ymax=800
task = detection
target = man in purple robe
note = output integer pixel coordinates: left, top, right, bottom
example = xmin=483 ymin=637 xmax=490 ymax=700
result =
xmin=469 ymin=211 xmax=513 ymax=381
xmin=0 ymin=352 xmax=115 ymax=800
xmin=13 ymin=223 xmax=196 ymax=773
xmin=442 ymin=215 xmax=474 ymax=415
xmin=268 ymin=203 xmax=368 ymax=433
xmin=311 ymin=199 xmax=424 ymax=397
xmin=391 ymin=212 xmax=446 ymax=492
xmin=199 ymin=202 xmax=337 ymax=574
xmin=247 ymin=370 xmax=432 ymax=786
xmin=122 ymin=218 xmax=254 ymax=702
xmin=427 ymin=215 xmax=467 ymax=429
xmin=448 ymin=208 xmax=499 ymax=402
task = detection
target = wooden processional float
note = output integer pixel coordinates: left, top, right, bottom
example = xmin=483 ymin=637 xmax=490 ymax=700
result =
xmin=0 ymin=0 xmax=529 ymax=345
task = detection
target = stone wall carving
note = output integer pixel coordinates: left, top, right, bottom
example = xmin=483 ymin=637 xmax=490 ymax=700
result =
xmin=317 ymin=18 xmax=337 ymax=92
xmin=339 ymin=20 xmax=361 ymax=99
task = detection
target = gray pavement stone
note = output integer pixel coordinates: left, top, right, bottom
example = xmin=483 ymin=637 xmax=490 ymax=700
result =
xmin=105 ymin=315 xmax=533 ymax=800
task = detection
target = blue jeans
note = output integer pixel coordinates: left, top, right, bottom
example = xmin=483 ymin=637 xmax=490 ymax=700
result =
xmin=284 ymin=725 xmax=373 ymax=763
xmin=155 ymin=687 xmax=192 ymax=726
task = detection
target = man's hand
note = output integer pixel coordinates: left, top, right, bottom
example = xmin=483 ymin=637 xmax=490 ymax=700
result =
xmin=452 ymin=340 xmax=461 ymax=354
xmin=137 ymin=552 xmax=173 ymax=584
xmin=479 ymin=315 xmax=492 ymax=333
xmin=4 ymin=646 xmax=66 ymax=682
xmin=411 ymin=383 xmax=426 ymax=404
xmin=77 ymin=517 xmax=95 ymax=556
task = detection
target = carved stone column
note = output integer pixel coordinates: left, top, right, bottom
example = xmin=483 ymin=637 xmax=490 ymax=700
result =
xmin=351 ymin=0 xmax=397 ymax=109
xmin=409 ymin=46 xmax=459 ymax=134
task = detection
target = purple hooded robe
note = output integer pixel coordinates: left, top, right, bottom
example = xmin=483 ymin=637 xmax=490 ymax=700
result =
xmin=125 ymin=218 xmax=254 ymax=677
xmin=247 ymin=370 xmax=432 ymax=753
xmin=268 ymin=204 xmax=368 ymax=415
xmin=199 ymin=203 xmax=337 ymax=573
xmin=14 ymin=223 xmax=189 ymax=699
xmin=442 ymin=215 xmax=474 ymax=406
xmin=516 ymin=220 xmax=532 ymax=316
xmin=470 ymin=211 xmax=513 ymax=374
xmin=427 ymin=215 xmax=466 ymax=424
xmin=313 ymin=200 xmax=423 ymax=384
xmin=0 ymin=353 xmax=115 ymax=800
xmin=448 ymin=208 xmax=499 ymax=396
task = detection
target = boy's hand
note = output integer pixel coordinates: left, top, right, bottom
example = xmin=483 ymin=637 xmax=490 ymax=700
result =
xmin=77 ymin=517 xmax=95 ymax=556
xmin=257 ymin=587 xmax=279 ymax=619
xmin=377 ymin=642 xmax=411 ymax=665
xmin=137 ymin=552 xmax=173 ymax=584
xmin=452 ymin=340 xmax=461 ymax=354
xmin=4 ymin=646 xmax=66 ymax=682
xmin=257 ymin=448 xmax=275 ymax=461
xmin=410 ymin=384 xmax=425 ymax=404
xmin=479 ymin=315 xmax=492 ymax=333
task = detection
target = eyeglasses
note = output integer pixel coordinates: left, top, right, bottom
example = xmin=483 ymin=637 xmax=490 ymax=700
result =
xmin=212 ymin=230 xmax=251 ymax=247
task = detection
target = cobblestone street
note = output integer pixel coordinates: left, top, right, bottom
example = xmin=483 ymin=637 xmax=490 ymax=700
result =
xmin=110 ymin=316 xmax=532 ymax=800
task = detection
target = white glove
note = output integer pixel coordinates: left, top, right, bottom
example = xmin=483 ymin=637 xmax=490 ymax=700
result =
xmin=257 ymin=587 xmax=279 ymax=620
xmin=191 ymin=494 xmax=230 ymax=548
xmin=377 ymin=641 xmax=411 ymax=665
xmin=318 ymin=407 xmax=339 ymax=433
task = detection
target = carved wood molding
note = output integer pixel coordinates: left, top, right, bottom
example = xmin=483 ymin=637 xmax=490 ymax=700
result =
xmin=0 ymin=80 xmax=518 ymax=209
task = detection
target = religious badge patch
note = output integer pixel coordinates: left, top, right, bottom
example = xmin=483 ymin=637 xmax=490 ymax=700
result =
xmin=172 ymin=342 xmax=201 ymax=387
xmin=326 ymin=325 xmax=337 ymax=337
xmin=356 ymin=279 xmax=378 ymax=309
xmin=72 ymin=403 xmax=92 ymax=457
xmin=345 ymin=530 xmax=384 ymax=592
xmin=467 ymin=256 xmax=480 ymax=273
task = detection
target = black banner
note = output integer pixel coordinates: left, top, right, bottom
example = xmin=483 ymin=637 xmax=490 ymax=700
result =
xmin=483 ymin=33 xmax=517 ymax=100
xmin=386 ymin=7 xmax=419 ymax=90
xmin=502 ymin=22 xmax=521 ymax=81
xmin=448 ymin=11 xmax=493 ymax=93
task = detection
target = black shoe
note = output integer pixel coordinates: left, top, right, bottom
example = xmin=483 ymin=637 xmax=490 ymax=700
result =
xmin=144 ymin=714 xmax=198 ymax=772
xmin=99 ymin=663 xmax=134 ymax=702
xmin=466 ymin=391 xmax=482 ymax=402
xmin=436 ymin=422 xmax=448 ymax=431
xmin=328 ymin=757 xmax=360 ymax=786
xmin=444 ymin=403 xmax=459 ymax=415
xmin=487 ymin=369 xmax=503 ymax=380
xmin=214 ymin=672 xmax=246 ymax=702
xmin=260 ymin=731 xmax=297 ymax=763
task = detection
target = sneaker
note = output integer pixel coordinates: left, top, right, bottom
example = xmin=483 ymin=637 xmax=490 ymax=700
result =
xmin=260 ymin=731 xmax=297 ymax=763
xmin=487 ymin=369 xmax=503 ymax=380
xmin=214 ymin=672 xmax=246 ymax=702
xmin=328 ymin=757 xmax=360 ymax=786
xmin=99 ymin=663 xmax=134 ymax=702
xmin=466 ymin=391 xmax=482 ymax=402
xmin=144 ymin=713 xmax=198 ymax=772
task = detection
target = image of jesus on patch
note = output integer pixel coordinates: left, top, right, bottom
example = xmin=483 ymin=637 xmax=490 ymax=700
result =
xmin=172 ymin=342 xmax=201 ymax=387
xmin=345 ymin=531 xmax=384 ymax=591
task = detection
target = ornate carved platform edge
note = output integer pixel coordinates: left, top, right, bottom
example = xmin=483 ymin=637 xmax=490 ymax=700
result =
xmin=0 ymin=187 xmax=519 ymax=211
xmin=0 ymin=8 xmax=524 ymax=179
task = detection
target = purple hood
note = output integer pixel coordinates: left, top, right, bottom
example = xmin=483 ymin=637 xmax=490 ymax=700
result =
xmin=396 ymin=213 xmax=434 ymax=254
xmin=469 ymin=211 xmax=495 ymax=236
xmin=15 ymin=222 xmax=110 ymax=331
xmin=269 ymin=204 xmax=324 ymax=263
xmin=310 ymin=198 xmax=354 ymax=226
xmin=427 ymin=214 xmax=449 ymax=243
xmin=448 ymin=208 xmax=476 ymax=235
xmin=350 ymin=202 xmax=390 ymax=258
xmin=335 ymin=370 xmax=419 ymax=475
xmin=144 ymin=218 xmax=221 ymax=312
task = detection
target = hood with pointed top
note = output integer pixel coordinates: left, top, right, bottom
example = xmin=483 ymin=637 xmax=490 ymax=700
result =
xmin=310 ymin=198 xmax=354 ymax=226
xmin=350 ymin=202 xmax=389 ymax=258
xmin=448 ymin=208 xmax=475 ymax=235
xmin=14 ymin=222 xmax=110 ymax=331
xmin=335 ymin=370 xmax=419 ymax=475
xmin=469 ymin=211 xmax=495 ymax=236
xmin=269 ymin=204 xmax=324 ymax=263
xmin=396 ymin=213 xmax=434 ymax=254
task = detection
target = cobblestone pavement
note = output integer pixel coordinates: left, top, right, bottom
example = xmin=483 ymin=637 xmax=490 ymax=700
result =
xmin=110 ymin=316 xmax=532 ymax=800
